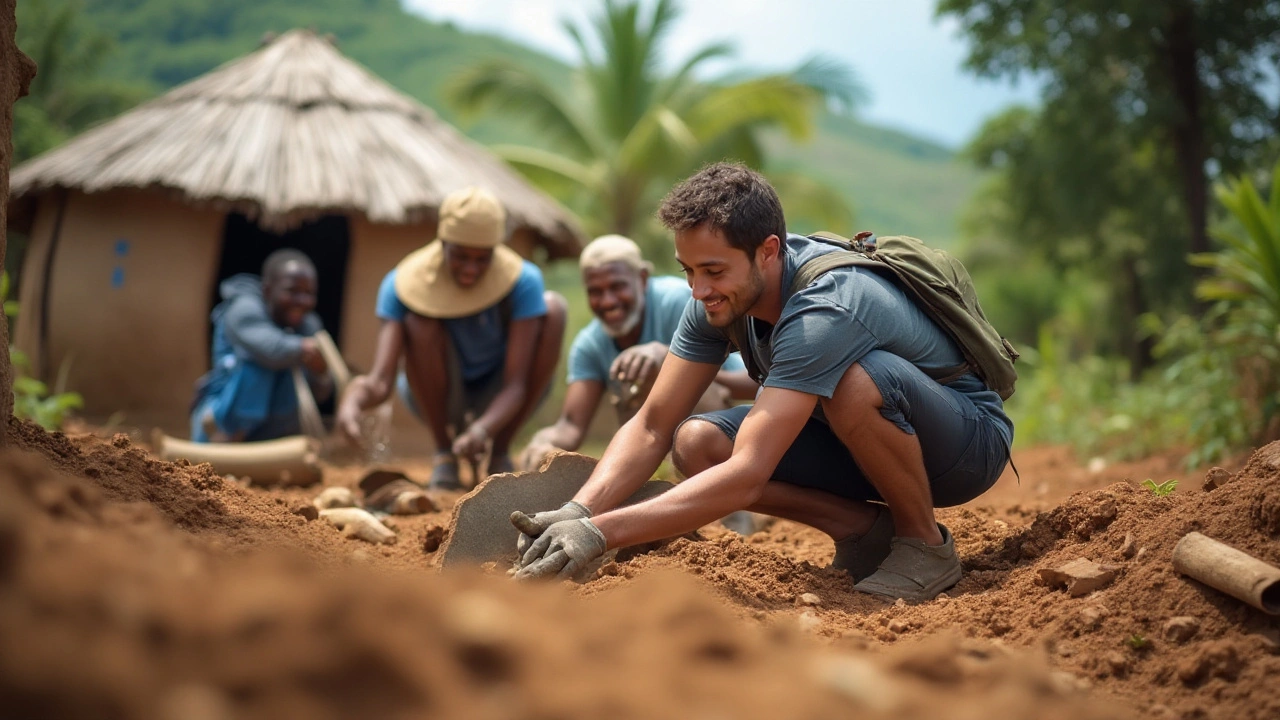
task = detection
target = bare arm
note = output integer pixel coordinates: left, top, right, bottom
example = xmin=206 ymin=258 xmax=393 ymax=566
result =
xmin=715 ymin=368 xmax=759 ymax=401
xmin=527 ymin=380 xmax=605 ymax=452
xmin=572 ymin=354 xmax=720 ymax=514
xmin=590 ymin=387 xmax=816 ymax=548
xmin=336 ymin=320 xmax=403 ymax=442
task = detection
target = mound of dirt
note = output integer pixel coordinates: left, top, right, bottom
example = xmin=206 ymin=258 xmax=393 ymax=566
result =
xmin=585 ymin=446 xmax=1280 ymax=720
xmin=1 ymin=417 xmax=1275 ymax=719
xmin=0 ymin=418 xmax=1132 ymax=719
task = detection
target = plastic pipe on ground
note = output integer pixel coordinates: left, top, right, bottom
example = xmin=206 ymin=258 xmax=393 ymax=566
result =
xmin=153 ymin=432 xmax=322 ymax=486
xmin=1172 ymin=531 xmax=1280 ymax=615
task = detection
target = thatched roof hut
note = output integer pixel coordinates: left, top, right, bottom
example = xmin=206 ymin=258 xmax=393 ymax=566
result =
xmin=7 ymin=29 xmax=584 ymax=430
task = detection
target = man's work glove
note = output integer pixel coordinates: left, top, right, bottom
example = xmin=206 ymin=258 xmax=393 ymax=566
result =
xmin=513 ymin=518 xmax=608 ymax=580
xmin=510 ymin=501 xmax=591 ymax=562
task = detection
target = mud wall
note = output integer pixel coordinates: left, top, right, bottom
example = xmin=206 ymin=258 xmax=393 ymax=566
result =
xmin=1 ymin=0 xmax=39 ymax=445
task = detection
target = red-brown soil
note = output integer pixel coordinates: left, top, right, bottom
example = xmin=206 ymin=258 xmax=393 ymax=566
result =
xmin=0 ymin=417 xmax=1275 ymax=719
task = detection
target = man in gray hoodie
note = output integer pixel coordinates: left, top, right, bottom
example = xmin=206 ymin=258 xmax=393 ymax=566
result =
xmin=190 ymin=250 xmax=332 ymax=442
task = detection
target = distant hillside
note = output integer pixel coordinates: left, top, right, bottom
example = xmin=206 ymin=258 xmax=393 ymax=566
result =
xmin=77 ymin=0 xmax=981 ymax=248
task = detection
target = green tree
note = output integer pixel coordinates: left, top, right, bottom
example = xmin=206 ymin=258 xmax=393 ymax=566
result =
xmin=447 ymin=0 xmax=863 ymax=250
xmin=939 ymin=0 xmax=1280 ymax=311
xmin=15 ymin=0 xmax=151 ymax=163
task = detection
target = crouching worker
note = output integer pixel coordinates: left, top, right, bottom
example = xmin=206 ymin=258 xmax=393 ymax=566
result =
xmin=511 ymin=163 xmax=1014 ymax=602
xmin=517 ymin=234 xmax=756 ymax=472
xmin=336 ymin=187 xmax=566 ymax=489
xmin=191 ymin=250 xmax=331 ymax=442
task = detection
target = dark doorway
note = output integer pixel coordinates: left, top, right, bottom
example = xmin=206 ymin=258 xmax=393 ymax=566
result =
xmin=212 ymin=213 xmax=351 ymax=411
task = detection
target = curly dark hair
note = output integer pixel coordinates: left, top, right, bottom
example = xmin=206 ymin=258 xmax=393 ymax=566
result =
xmin=656 ymin=162 xmax=786 ymax=259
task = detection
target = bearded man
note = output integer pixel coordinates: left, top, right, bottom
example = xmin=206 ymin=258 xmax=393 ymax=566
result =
xmin=517 ymin=235 xmax=755 ymax=471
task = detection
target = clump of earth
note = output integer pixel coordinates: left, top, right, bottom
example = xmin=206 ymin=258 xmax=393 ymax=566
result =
xmin=0 ymin=418 xmax=1276 ymax=719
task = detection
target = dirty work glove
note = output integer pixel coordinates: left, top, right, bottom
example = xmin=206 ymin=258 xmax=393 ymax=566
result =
xmin=510 ymin=501 xmax=591 ymax=563
xmin=513 ymin=518 xmax=608 ymax=581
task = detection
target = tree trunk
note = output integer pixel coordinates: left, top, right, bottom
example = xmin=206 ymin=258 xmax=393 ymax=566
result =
xmin=1163 ymin=3 xmax=1210 ymax=264
xmin=1 ymin=0 xmax=39 ymax=447
xmin=1121 ymin=253 xmax=1154 ymax=375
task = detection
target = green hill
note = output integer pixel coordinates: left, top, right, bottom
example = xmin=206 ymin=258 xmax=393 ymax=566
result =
xmin=72 ymin=0 xmax=980 ymax=248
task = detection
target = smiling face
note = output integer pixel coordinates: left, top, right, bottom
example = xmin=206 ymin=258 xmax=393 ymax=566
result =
xmin=584 ymin=261 xmax=647 ymax=339
xmin=264 ymin=261 xmax=318 ymax=329
xmin=675 ymin=223 xmax=769 ymax=328
xmin=443 ymin=242 xmax=494 ymax=288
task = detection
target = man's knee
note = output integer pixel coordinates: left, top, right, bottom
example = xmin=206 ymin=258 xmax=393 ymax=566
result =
xmin=402 ymin=313 xmax=447 ymax=343
xmin=671 ymin=418 xmax=732 ymax=478
xmin=822 ymin=360 xmax=883 ymax=420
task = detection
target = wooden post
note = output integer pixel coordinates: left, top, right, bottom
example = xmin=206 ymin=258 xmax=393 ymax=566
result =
xmin=1172 ymin=532 xmax=1280 ymax=615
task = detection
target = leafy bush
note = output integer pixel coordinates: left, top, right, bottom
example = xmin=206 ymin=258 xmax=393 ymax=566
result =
xmin=2 ymin=273 xmax=82 ymax=430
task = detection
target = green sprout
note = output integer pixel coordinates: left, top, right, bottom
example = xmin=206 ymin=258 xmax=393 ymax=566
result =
xmin=1126 ymin=633 xmax=1150 ymax=650
xmin=1141 ymin=479 xmax=1179 ymax=497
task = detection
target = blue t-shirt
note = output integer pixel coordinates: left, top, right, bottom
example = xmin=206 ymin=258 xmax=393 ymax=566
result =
xmin=376 ymin=262 xmax=547 ymax=381
xmin=567 ymin=275 xmax=745 ymax=385
xmin=669 ymin=234 xmax=1010 ymax=436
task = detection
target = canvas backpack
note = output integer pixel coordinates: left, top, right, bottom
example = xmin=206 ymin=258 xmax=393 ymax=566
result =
xmin=725 ymin=231 xmax=1020 ymax=400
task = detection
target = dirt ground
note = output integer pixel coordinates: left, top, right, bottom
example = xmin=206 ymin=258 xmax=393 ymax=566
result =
xmin=0 ymin=417 xmax=1277 ymax=720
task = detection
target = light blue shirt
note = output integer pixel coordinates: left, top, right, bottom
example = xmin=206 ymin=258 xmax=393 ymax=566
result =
xmin=568 ymin=275 xmax=744 ymax=385
xmin=376 ymin=262 xmax=547 ymax=382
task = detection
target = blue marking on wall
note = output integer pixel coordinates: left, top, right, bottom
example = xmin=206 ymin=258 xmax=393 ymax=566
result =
xmin=112 ymin=238 xmax=130 ymax=289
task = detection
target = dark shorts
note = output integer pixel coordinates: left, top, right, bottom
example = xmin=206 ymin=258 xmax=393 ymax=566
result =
xmin=685 ymin=350 xmax=1011 ymax=507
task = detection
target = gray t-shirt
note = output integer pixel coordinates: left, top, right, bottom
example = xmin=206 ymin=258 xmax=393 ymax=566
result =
xmin=670 ymin=234 xmax=1009 ymax=428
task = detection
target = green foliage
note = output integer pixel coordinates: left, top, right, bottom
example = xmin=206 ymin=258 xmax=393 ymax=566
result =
xmin=14 ymin=0 xmax=152 ymax=163
xmin=1 ymin=274 xmax=82 ymax=430
xmin=1141 ymin=479 xmax=1178 ymax=497
xmin=446 ymin=0 xmax=862 ymax=255
xmin=1125 ymin=633 xmax=1151 ymax=651
xmin=942 ymin=0 xmax=1280 ymax=372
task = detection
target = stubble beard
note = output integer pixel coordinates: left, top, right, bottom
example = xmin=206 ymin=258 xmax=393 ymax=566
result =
xmin=705 ymin=263 xmax=765 ymax=328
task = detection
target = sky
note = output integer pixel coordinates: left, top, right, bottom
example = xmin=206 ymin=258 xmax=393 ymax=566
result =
xmin=404 ymin=0 xmax=1042 ymax=149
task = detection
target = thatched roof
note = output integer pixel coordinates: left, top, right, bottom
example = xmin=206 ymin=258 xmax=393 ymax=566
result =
xmin=10 ymin=29 xmax=583 ymax=257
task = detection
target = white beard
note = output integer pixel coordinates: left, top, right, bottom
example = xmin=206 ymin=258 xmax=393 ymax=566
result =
xmin=602 ymin=292 xmax=645 ymax=339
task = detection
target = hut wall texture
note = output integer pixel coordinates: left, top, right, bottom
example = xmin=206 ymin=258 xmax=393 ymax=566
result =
xmin=2 ymin=0 xmax=37 ymax=444
xmin=44 ymin=189 xmax=221 ymax=420
xmin=14 ymin=192 xmax=62 ymax=374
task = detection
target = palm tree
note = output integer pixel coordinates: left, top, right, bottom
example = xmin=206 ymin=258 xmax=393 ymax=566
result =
xmin=448 ymin=0 xmax=864 ymax=250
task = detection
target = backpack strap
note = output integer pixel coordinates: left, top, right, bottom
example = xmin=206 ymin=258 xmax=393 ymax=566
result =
xmin=794 ymin=234 xmax=973 ymax=386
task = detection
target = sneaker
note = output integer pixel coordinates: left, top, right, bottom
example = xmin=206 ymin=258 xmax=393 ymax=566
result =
xmin=829 ymin=505 xmax=895 ymax=582
xmin=427 ymin=452 xmax=463 ymax=491
xmin=852 ymin=523 xmax=962 ymax=602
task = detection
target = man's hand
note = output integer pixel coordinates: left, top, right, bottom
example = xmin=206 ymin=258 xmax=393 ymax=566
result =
xmin=513 ymin=518 xmax=608 ymax=580
xmin=517 ymin=430 xmax=562 ymax=472
xmin=510 ymin=501 xmax=591 ymax=560
xmin=609 ymin=342 xmax=667 ymax=388
xmin=336 ymin=377 xmax=369 ymax=446
xmin=299 ymin=338 xmax=328 ymax=375
xmin=451 ymin=424 xmax=489 ymax=463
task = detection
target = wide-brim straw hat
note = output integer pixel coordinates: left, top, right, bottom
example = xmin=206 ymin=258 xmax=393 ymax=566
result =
xmin=393 ymin=187 xmax=524 ymax=319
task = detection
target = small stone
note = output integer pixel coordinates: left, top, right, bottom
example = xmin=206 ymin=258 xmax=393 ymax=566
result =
xmin=887 ymin=619 xmax=909 ymax=634
xmin=935 ymin=593 xmax=950 ymax=603
xmin=1163 ymin=616 xmax=1200 ymax=643
xmin=1050 ymin=670 xmax=1083 ymax=694
xmin=1080 ymin=602 xmax=1111 ymax=625
xmin=1119 ymin=533 xmax=1137 ymax=559
xmin=1202 ymin=467 xmax=1233 ymax=491
xmin=1039 ymin=558 xmax=1121 ymax=597
xmin=1105 ymin=651 xmax=1130 ymax=676
xmin=291 ymin=505 xmax=318 ymax=521
xmin=893 ymin=598 xmax=907 ymax=608
xmin=797 ymin=610 xmax=822 ymax=633
xmin=812 ymin=654 xmax=902 ymax=712
xmin=349 ymin=549 xmax=370 ymax=563
xmin=798 ymin=592 xmax=822 ymax=606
